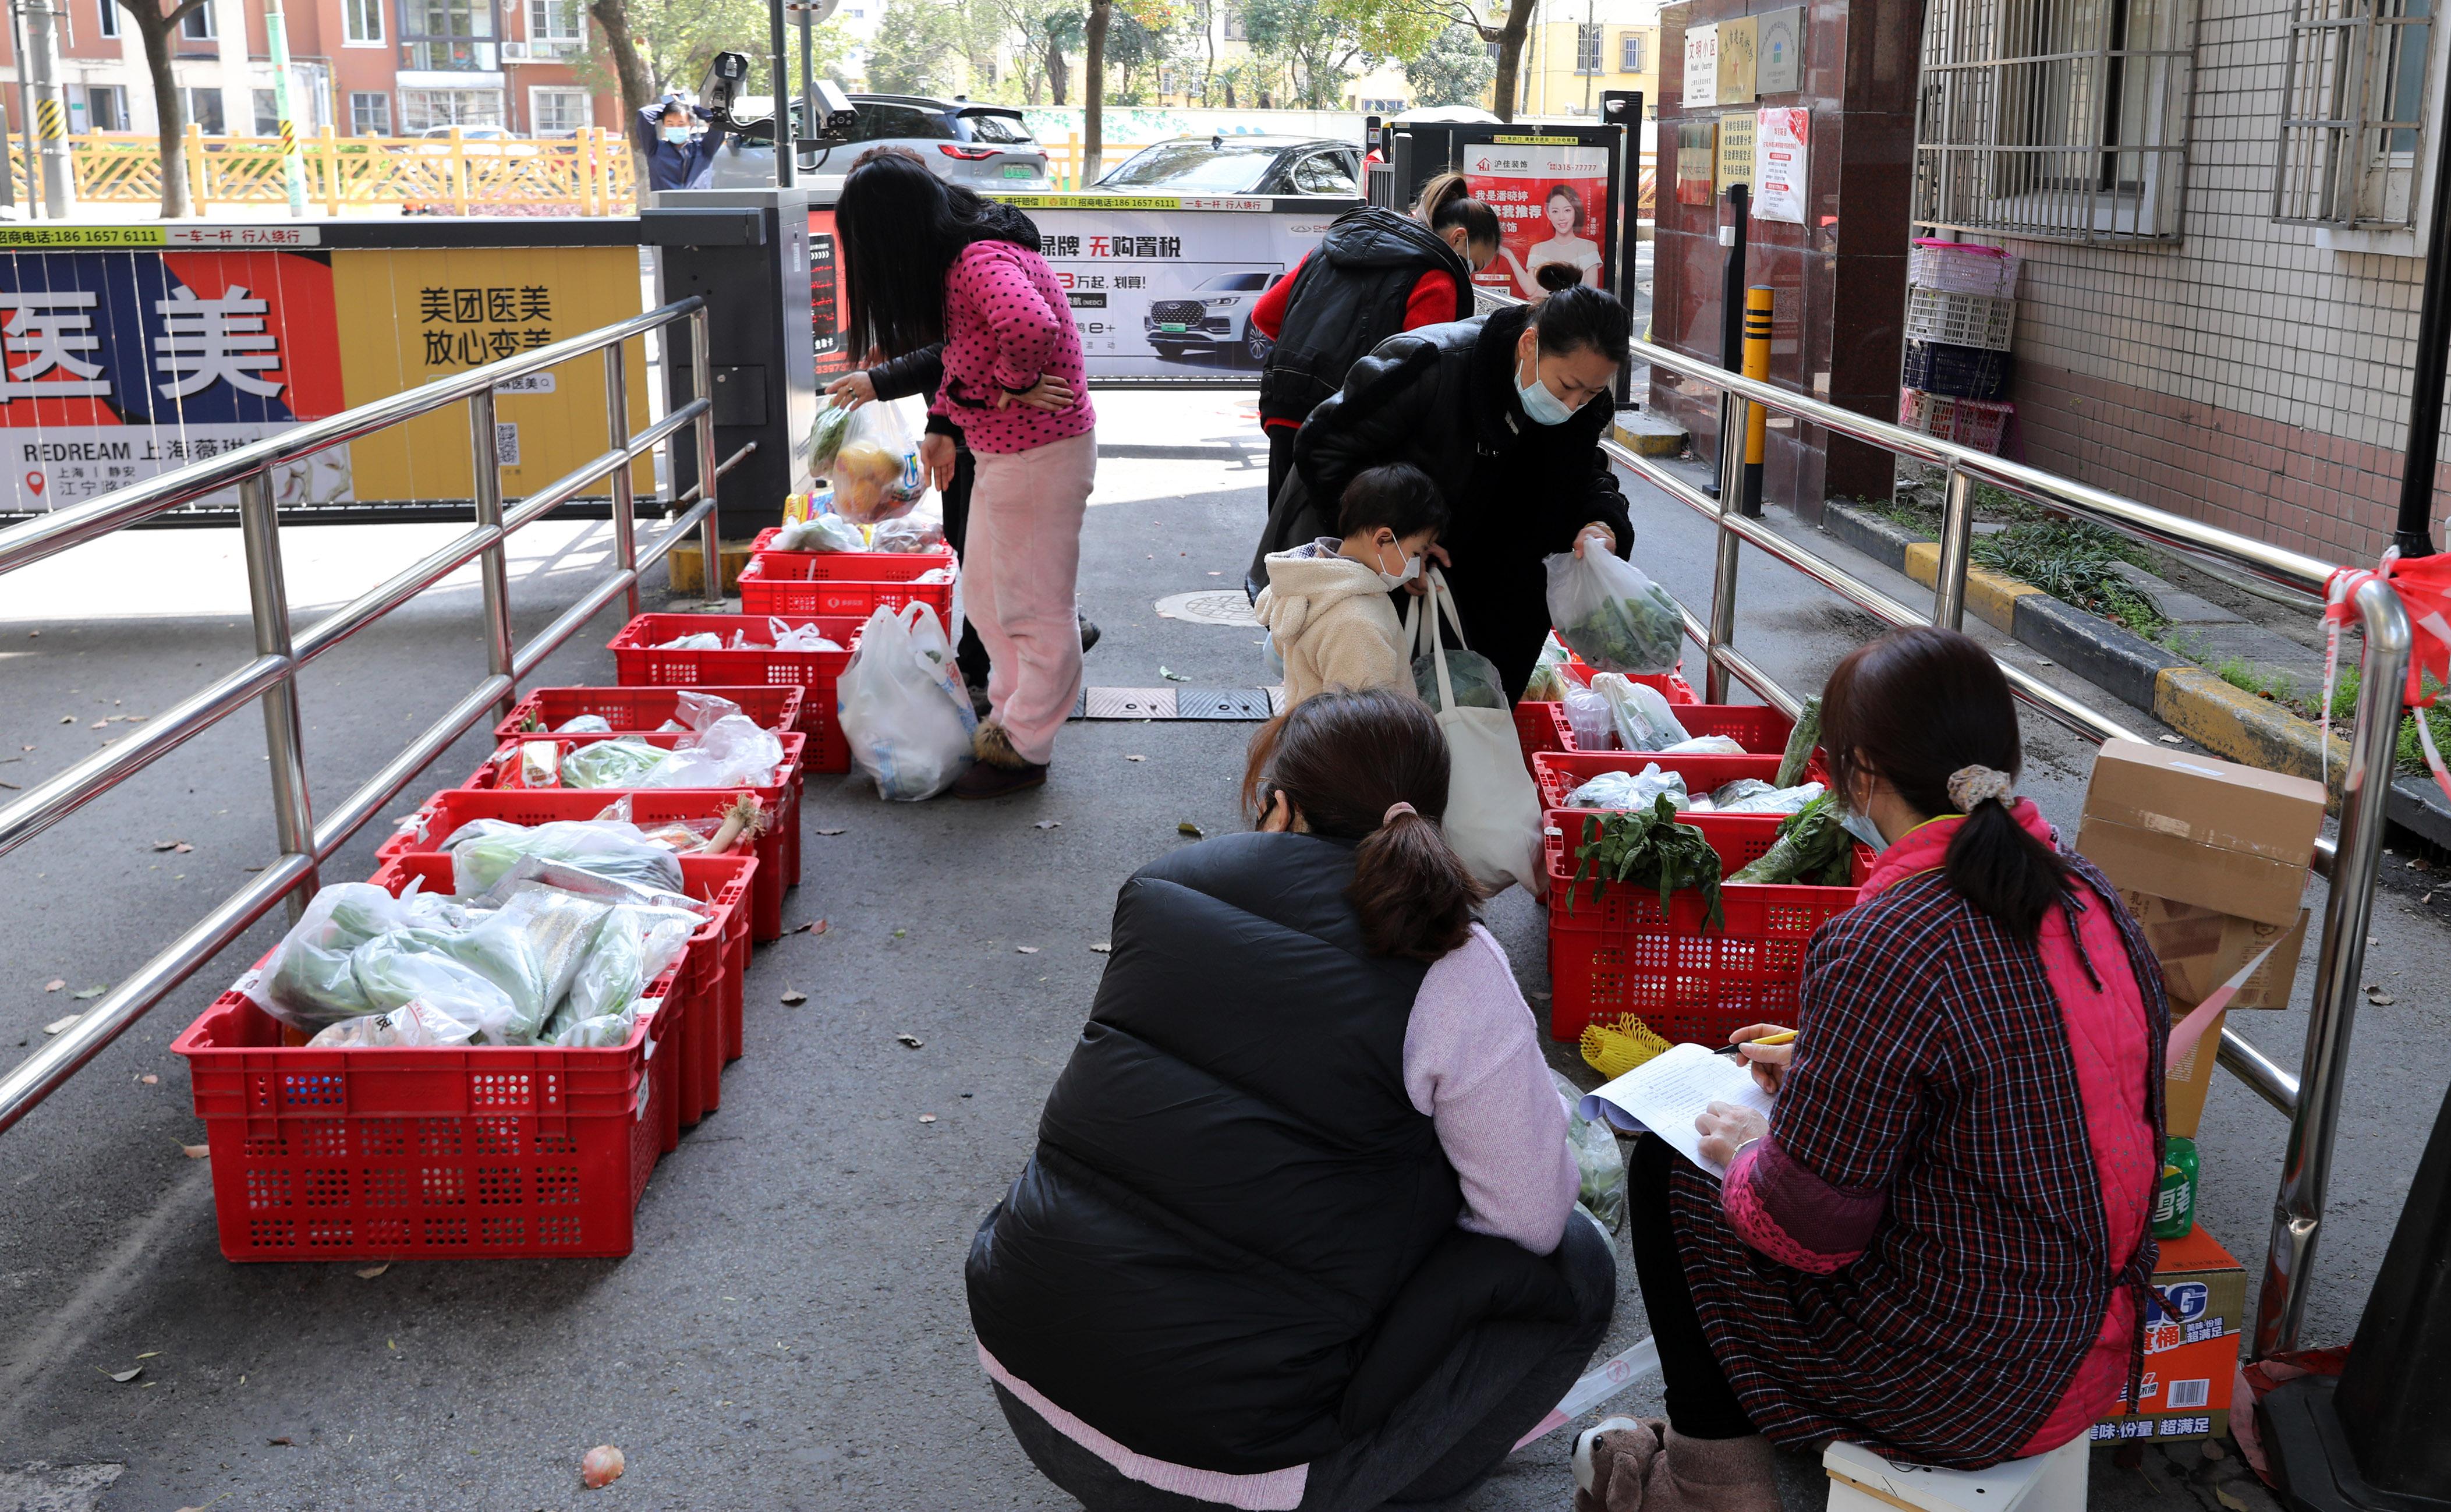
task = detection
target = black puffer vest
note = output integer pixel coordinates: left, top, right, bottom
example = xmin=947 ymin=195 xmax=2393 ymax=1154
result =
xmin=968 ymin=833 xmax=1567 ymax=1474
xmin=1256 ymin=207 xmax=1474 ymax=428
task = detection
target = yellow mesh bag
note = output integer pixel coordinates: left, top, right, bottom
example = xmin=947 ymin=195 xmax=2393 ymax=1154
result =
xmin=1579 ymin=1014 xmax=1674 ymax=1081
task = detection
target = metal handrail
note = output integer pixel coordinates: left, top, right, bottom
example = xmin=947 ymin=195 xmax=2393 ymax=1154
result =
xmin=1613 ymin=330 xmax=2407 ymax=1359
xmin=0 ymin=296 xmax=745 ymax=1141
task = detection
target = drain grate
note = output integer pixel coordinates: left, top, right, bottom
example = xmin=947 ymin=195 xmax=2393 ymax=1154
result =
xmin=1069 ymin=687 xmax=1281 ymax=721
xmin=1177 ymin=688 xmax=1274 ymax=721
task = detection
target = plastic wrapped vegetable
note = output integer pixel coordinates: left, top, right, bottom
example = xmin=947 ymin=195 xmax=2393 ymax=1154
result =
xmin=1567 ymin=795 xmax=1726 ymax=930
xmin=343 ymin=939 xmax=522 ymax=1043
xmin=868 ymin=516 xmax=947 ymax=553
xmin=306 ymin=1000 xmax=480 ymax=1049
xmin=1562 ymin=682 xmax=1614 ymax=750
xmin=249 ymin=882 xmax=462 ymax=1032
xmin=555 ymin=714 xmax=613 ymax=734
xmin=1413 ymin=643 xmax=1510 ymax=711
xmin=1588 ymin=674 xmax=1692 ymax=752
xmin=1544 ymin=550 xmax=1684 ymax=674
xmin=1565 ymin=763 xmax=1688 ymax=811
xmin=651 ymin=631 xmax=724 ymax=651
xmin=1657 ymin=735 xmax=1748 ymax=756
xmin=1729 ymin=791 xmax=1857 ymax=886
xmin=561 ymin=739 xmax=669 ymax=789
xmin=1554 ymin=1069 xmax=1628 ymax=1233
xmin=1709 ymin=779 xmax=1826 ymax=816
xmin=1775 ymin=695 xmax=1822 ymax=789
xmin=1522 ymin=634 xmax=1576 ymax=703
xmin=774 ymin=512 xmax=869 ymax=553
xmin=823 ymin=402 xmax=927 ymax=524
xmin=440 ymin=818 xmax=686 ymax=897
xmin=546 ymin=905 xmax=697 ymax=1043
xmin=808 ymin=401 xmax=855 ymax=473
xmin=639 ymin=715 xmax=784 ymax=789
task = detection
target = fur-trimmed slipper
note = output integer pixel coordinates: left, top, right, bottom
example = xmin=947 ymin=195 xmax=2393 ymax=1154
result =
xmin=972 ymin=721 xmax=1031 ymax=771
xmin=1575 ymin=1418 xmax=1664 ymax=1512
xmin=1579 ymin=1424 xmax=1781 ymax=1512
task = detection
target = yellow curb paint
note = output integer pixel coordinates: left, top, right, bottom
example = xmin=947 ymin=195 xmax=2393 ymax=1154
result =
xmin=1902 ymin=541 xmax=1939 ymax=589
xmin=1963 ymin=567 xmax=2039 ymax=633
xmin=2153 ymin=666 xmax=2351 ymax=799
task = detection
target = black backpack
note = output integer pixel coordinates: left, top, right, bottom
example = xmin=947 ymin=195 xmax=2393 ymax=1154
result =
xmin=1256 ymin=207 xmax=1472 ymax=429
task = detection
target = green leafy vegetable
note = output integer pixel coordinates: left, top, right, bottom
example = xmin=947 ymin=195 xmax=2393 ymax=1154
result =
xmin=1775 ymin=695 xmax=1822 ymax=790
xmin=1729 ymin=791 xmax=1855 ymax=886
xmin=1414 ymin=645 xmax=1510 ymax=711
xmin=1568 ymin=795 xmax=1725 ymax=930
xmin=809 ymin=403 xmax=854 ymax=472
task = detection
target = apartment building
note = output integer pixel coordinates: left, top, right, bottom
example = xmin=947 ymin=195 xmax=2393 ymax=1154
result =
xmin=1914 ymin=0 xmax=2445 ymax=561
xmin=1517 ymin=0 xmax=1661 ymax=118
xmin=1 ymin=0 xmax=617 ymax=143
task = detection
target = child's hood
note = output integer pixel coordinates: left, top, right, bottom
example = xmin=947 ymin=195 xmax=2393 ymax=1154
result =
xmin=1255 ymin=546 xmax=1391 ymax=640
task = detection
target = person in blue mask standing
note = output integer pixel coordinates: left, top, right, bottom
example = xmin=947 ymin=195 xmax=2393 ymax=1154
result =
xmin=1247 ymin=285 xmax=1635 ymax=699
xmin=635 ymin=95 xmax=727 ymax=193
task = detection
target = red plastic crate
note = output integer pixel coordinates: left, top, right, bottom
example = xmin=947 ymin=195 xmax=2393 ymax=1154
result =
xmin=1514 ymin=671 xmax=1698 ymax=773
xmin=371 ymin=825 xmax=758 ymax=1084
xmin=494 ymin=685 xmax=805 ymax=742
xmin=1542 ymin=811 xmax=1870 ymax=1044
xmin=464 ymin=728 xmax=803 ymax=939
xmin=1533 ymin=750 xmax=1788 ymax=811
xmin=607 ymin=613 xmax=862 ymax=772
xmin=737 ymin=548 xmax=957 ymax=618
xmin=370 ymin=851 xmax=753 ymax=1131
xmin=752 ymin=526 xmax=955 ymax=560
xmin=1560 ymin=655 xmax=1698 ymax=703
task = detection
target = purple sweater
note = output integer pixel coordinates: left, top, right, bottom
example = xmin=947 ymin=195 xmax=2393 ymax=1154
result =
xmin=930 ymin=239 xmax=1096 ymax=454
xmin=980 ymin=923 xmax=1577 ymax=1509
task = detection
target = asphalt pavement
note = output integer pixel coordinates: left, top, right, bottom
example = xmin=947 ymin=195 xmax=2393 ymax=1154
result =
xmin=0 ymin=388 xmax=2443 ymax=1511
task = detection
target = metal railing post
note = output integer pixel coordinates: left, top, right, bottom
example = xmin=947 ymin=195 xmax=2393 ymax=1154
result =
xmin=236 ymin=470 xmax=318 ymax=923
xmin=689 ymin=307 xmax=724 ymax=606
xmin=1706 ymin=389 xmax=1746 ymax=702
xmin=1932 ymin=467 xmax=1976 ymax=631
xmin=2254 ymin=576 xmax=2411 ymax=1357
xmin=469 ymin=388 xmax=516 ymax=718
xmin=605 ymin=341 xmax=640 ymax=621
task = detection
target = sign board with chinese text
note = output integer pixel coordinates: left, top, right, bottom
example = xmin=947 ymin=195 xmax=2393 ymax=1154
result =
xmin=1677 ymin=122 xmax=1718 ymax=206
xmin=1716 ymin=112 xmax=1756 ymax=195
xmin=0 ymin=241 xmax=647 ymax=515
xmin=1716 ymin=17 xmax=1758 ymax=104
xmin=1756 ymin=6 xmax=1805 ymax=93
xmin=1682 ymin=25 xmax=1718 ymax=108
xmin=1754 ymin=107 xmax=1811 ymax=224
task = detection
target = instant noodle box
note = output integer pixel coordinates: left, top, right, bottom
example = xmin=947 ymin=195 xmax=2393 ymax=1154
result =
xmin=2075 ymin=741 xmax=2324 ymax=1138
xmin=2091 ymin=1225 xmax=2245 ymax=1445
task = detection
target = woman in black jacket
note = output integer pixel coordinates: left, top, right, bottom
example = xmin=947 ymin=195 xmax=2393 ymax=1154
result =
xmin=968 ymin=689 xmax=1614 ymax=1512
xmin=1249 ymin=286 xmax=1637 ymax=700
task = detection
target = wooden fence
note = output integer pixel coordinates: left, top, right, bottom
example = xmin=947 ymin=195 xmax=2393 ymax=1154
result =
xmin=8 ymin=126 xmax=637 ymax=214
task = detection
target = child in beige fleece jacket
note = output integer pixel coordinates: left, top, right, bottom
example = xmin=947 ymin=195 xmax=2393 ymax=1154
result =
xmin=1255 ymin=463 xmax=1450 ymax=708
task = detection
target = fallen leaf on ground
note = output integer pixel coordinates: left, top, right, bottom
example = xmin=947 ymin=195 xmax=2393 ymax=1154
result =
xmin=814 ymin=827 xmax=847 ymax=836
xmin=58 ymin=716 xmax=71 ymax=724
xmin=891 ymin=929 xmax=906 ymax=939
xmin=789 ymin=919 xmax=829 ymax=935
xmin=90 ymin=720 xmax=108 ymax=730
xmin=1158 ymin=667 xmax=1189 ymax=681
xmin=356 ymin=1263 xmax=389 ymax=1280
xmin=139 ymin=1074 xmax=158 ymax=1085
xmin=179 ymin=1143 xmax=209 ymax=1159
xmin=919 ymin=1114 xmax=937 ymax=1124
xmin=582 ymin=1445 xmax=626 ymax=1489
xmin=72 ymin=985 xmax=106 ymax=1000
xmin=2368 ymin=989 xmax=2396 ymax=1005
xmin=135 ymin=1351 xmax=160 ymax=1359
xmin=43 ymin=978 xmax=63 ymax=992
xmin=897 ymin=1033 xmax=924 ymax=1049
xmin=99 ymin=1365 xmax=142 ymax=1383
xmin=174 ymin=842 xmax=193 ymax=854
xmin=151 ymin=840 xmax=182 ymax=852
xmin=2215 ymin=1488 xmax=2251 ymax=1512
xmin=1033 ymin=820 xmax=1061 ymax=830
xmin=268 ymin=1436 xmax=294 ymax=1446
xmin=2158 ymin=734 xmax=2184 ymax=745
xmin=1125 ymin=754 xmax=1146 ymax=762
xmin=1178 ymin=821 xmax=1204 ymax=837
xmin=43 ymin=1013 xmax=80 ymax=1035
xmin=1090 ymin=942 xmax=1112 ymax=954
xmin=1016 ymin=946 xmax=1039 ymax=955
xmin=780 ymin=989 xmax=807 ymax=1006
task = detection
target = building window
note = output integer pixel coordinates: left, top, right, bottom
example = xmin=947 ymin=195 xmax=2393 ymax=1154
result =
xmin=527 ymin=0 xmax=580 ymax=53
xmin=405 ymin=0 xmax=499 ymax=72
xmin=1221 ymin=3 xmax=1246 ymax=41
xmin=1621 ymin=33 xmax=1644 ymax=72
xmin=344 ymin=0 xmax=382 ymax=44
xmin=349 ymin=91 xmax=392 ymax=134
xmin=1575 ymin=23 xmax=1604 ymax=73
xmin=253 ymin=88 xmax=281 ymax=134
xmin=97 ymin=0 xmax=118 ymax=38
xmin=1914 ymin=0 xmax=2195 ymax=242
xmin=2274 ymin=0 xmax=2434 ymax=226
xmin=399 ymin=87 xmax=505 ymax=132
xmin=530 ymin=86 xmax=587 ymax=136
xmin=180 ymin=1 xmax=214 ymax=40
xmin=182 ymin=87 xmax=226 ymax=133
xmin=80 ymin=84 xmax=127 ymax=131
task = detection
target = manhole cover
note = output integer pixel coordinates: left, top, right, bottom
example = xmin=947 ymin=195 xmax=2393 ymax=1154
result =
xmin=1155 ymin=590 xmax=1259 ymax=628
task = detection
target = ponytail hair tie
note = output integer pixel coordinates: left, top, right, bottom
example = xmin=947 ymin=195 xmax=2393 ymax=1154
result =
xmin=1947 ymin=764 xmax=2014 ymax=812
xmin=1383 ymin=801 xmax=1418 ymax=826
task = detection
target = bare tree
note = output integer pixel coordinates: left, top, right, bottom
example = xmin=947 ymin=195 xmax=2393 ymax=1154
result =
xmin=117 ymin=0 xmax=210 ymax=218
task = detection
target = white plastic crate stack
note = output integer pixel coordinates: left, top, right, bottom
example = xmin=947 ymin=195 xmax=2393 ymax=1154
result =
xmin=1900 ymin=239 xmax=2020 ymax=455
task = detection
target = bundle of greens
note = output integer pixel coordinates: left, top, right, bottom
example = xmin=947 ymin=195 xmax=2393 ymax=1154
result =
xmin=1414 ymin=645 xmax=1510 ymax=711
xmin=1728 ymin=791 xmax=1857 ymax=886
xmin=1545 ymin=551 xmax=1685 ymax=675
xmin=1775 ymin=695 xmax=1823 ymax=789
xmin=1568 ymin=795 xmax=1726 ymax=930
xmin=808 ymin=402 xmax=855 ymax=473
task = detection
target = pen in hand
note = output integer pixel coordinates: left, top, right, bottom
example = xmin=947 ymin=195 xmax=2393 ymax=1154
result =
xmin=1714 ymin=1029 xmax=1797 ymax=1058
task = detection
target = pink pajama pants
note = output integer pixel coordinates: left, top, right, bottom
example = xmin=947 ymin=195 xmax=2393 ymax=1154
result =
xmin=965 ymin=430 xmax=1096 ymax=766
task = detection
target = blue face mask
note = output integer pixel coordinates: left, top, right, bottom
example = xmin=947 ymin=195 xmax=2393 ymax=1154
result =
xmin=660 ymin=124 xmax=690 ymax=144
xmin=1839 ymin=805 xmax=1888 ymax=854
xmin=1516 ymin=350 xmax=1578 ymax=426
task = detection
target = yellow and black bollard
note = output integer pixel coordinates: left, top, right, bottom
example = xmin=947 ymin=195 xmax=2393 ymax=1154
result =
xmin=1740 ymin=286 xmax=1772 ymax=517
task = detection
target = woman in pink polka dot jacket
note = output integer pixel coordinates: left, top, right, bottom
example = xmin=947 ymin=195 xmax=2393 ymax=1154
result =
xmin=838 ymin=154 xmax=1097 ymax=799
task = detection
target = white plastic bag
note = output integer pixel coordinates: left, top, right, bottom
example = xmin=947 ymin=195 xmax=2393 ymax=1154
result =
xmin=774 ymin=513 xmax=869 ymax=553
xmin=1544 ymin=549 xmax=1685 ymax=675
xmin=307 ymin=1000 xmax=481 ymax=1049
xmin=1589 ymin=674 xmax=1692 ymax=752
xmin=869 ymin=516 xmax=946 ymax=553
xmin=555 ymin=714 xmax=613 ymax=734
xmin=1410 ymin=571 xmax=1545 ymax=896
xmin=838 ymin=602 xmax=978 ymax=801
xmin=651 ymin=631 xmax=725 ymax=651
xmin=671 ymin=691 xmax=743 ymax=731
xmin=640 ymin=714 xmax=783 ymax=788
xmin=814 ymin=401 xmax=927 ymax=524
xmin=1656 ymin=734 xmax=1747 ymax=756
xmin=767 ymin=617 xmax=845 ymax=653
xmin=1565 ymin=763 xmax=1688 ymax=810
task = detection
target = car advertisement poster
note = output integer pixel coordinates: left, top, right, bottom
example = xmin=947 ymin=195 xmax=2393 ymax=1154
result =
xmin=990 ymin=195 xmax=1340 ymax=378
xmin=1461 ymin=137 xmax=1613 ymax=302
xmin=0 ymin=239 xmax=648 ymax=516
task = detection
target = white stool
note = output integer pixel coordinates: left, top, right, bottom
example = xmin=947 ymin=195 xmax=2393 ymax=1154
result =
xmin=1825 ymin=1434 xmax=2091 ymax=1512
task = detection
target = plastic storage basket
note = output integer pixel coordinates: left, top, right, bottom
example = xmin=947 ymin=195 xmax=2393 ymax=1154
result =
xmin=1543 ymin=812 xmax=1870 ymax=1043
xmin=493 ymin=685 xmax=805 ymax=743
xmin=1533 ymin=750 xmax=1791 ymax=812
xmin=1909 ymin=238 xmax=2020 ymax=299
xmin=1904 ymin=287 xmax=2016 ymax=352
xmin=1901 ymin=340 xmax=2013 ymax=402
xmin=736 ymin=548 xmax=958 ymax=618
xmin=1899 ymin=389 xmax=2014 ymax=454
xmin=607 ymin=613 xmax=862 ymax=772
xmin=1512 ymin=670 xmax=1699 ymax=772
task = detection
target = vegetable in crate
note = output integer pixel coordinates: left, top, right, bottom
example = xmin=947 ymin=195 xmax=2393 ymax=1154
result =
xmin=1522 ymin=634 xmax=1575 ymax=702
xmin=1729 ymin=791 xmax=1856 ymax=886
xmin=1543 ymin=550 xmax=1684 ymax=675
xmin=1588 ymin=674 xmax=1691 ymax=752
xmin=808 ymin=402 xmax=854 ymax=472
xmin=1568 ymin=795 xmax=1726 ymax=931
xmin=1775 ymin=695 xmax=1822 ymax=789
xmin=773 ymin=513 xmax=869 ymax=553
xmin=440 ymin=817 xmax=686 ymax=897
xmin=1565 ymin=763 xmax=1687 ymax=810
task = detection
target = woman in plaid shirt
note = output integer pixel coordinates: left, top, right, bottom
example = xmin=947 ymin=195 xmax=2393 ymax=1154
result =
xmin=1577 ymin=628 xmax=2169 ymax=1512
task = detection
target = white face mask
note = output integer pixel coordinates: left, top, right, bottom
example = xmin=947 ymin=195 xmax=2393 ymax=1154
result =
xmin=1372 ymin=539 xmax=1422 ymax=590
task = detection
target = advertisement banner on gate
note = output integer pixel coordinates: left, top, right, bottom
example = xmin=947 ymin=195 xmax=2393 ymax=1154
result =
xmin=988 ymin=194 xmax=1340 ymax=379
xmin=0 ymin=242 xmax=648 ymax=516
xmin=1461 ymin=137 xmax=1613 ymax=302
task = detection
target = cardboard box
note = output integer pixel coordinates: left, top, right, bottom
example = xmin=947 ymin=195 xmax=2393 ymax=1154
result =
xmin=2077 ymin=741 xmax=2325 ymax=929
xmin=2161 ymin=1006 xmax=2225 ymax=1141
xmin=2092 ymin=1225 xmax=2245 ymax=1446
xmin=2115 ymin=891 xmax=2309 ymax=1011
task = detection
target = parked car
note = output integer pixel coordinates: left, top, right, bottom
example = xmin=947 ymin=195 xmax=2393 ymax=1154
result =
xmin=708 ymin=94 xmax=1052 ymax=190
xmin=1091 ymin=136 xmax=1361 ymax=197
xmin=1145 ymin=267 xmax=1283 ymax=366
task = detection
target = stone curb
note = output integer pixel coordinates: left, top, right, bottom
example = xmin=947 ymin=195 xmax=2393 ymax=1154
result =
xmin=1818 ymin=501 xmax=2451 ymax=844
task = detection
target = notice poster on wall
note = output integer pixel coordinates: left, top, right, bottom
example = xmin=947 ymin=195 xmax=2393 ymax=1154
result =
xmin=1682 ymin=25 xmax=1717 ymax=108
xmin=1754 ymin=108 xmax=1810 ymax=224
xmin=1676 ymin=122 xmax=1717 ymax=206
xmin=1716 ymin=112 xmax=1756 ymax=196
xmin=1463 ymin=137 xmax=1612 ymax=300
